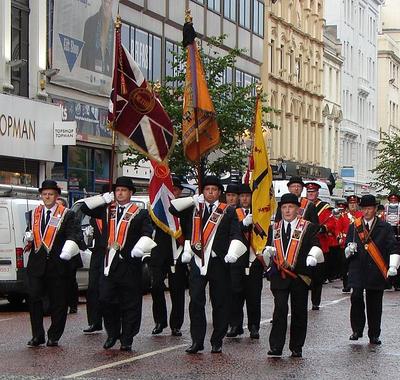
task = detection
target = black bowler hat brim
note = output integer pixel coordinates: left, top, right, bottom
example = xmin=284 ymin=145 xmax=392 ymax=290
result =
xmin=359 ymin=196 xmax=378 ymax=207
xmin=279 ymin=193 xmax=301 ymax=207
xmin=112 ymin=176 xmax=136 ymax=193
xmin=39 ymin=180 xmax=61 ymax=194
xmin=201 ymin=176 xmax=224 ymax=193
xmin=287 ymin=177 xmax=305 ymax=187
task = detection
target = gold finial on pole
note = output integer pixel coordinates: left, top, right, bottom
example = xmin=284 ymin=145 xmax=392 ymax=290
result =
xmin=115 ymin=15 xmax=122 ymax=30
xmin=256 ymin=82 xmax=263 ymax=95
xmin=185 ymin=9 xmax=193 ymax=23
xmin=153 ymin=80 xmax=161 ymax=95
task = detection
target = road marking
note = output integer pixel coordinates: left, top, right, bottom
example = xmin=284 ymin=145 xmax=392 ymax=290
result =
xmin=259 ymin=295 xmax=349 ymax=325
xmin=64 ymin=343 xmax=188 ymax=379
xmin=0 ymin=318 xmax=13 ymax=322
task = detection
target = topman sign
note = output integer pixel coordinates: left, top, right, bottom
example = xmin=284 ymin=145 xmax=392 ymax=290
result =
xmin=0 ymin=93 xmax=62 ymax=162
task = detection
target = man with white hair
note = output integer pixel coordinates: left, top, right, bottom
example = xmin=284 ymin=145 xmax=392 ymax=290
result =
xmin=264 ymin=193 xmax=322 ymax=358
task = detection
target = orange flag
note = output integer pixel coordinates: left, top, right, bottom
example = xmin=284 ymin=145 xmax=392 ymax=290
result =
xmin=182 ymin=16 xmax=220 ymax=162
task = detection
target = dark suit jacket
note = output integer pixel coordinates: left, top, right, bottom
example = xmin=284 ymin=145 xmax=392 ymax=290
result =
xmin=346 ymin=217 xmax=398 ymax=290
xmin=27 ymin=210 xmax=80 ymax=277
xmin=266 ymin=221 xmax=320 ymax=289
xmin=275 ymin=198 xmax=319 ymax=225
xmin=80 ymin=203 xmax=153 ymax=274
xmin=169 ymin=203 xmax=242 ymax=261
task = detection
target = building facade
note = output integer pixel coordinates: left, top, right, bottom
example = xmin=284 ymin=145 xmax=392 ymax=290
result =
xmin=377 ymin=0 xmax=400 ymax=139
xmin=0 ymin=0 xmax=265 ymax=201
xmin=325 ymin=0 xmax=382 ymax=196
xmin=262 ymin=0 xmax=328 ymax=180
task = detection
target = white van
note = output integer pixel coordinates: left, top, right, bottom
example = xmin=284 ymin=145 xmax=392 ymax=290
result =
xmin=273 ymin=179 xmax=332 ymax=205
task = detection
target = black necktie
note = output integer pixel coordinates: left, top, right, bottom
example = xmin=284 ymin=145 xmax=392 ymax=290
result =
xmin=117 ymin=206 xmax=124 ymax=223
xmin=202 ymin=204 xmax=213 ymax=227
xmin=42 ymin=210 xmax=51 ymax=235
xmin=283 ymin=222 xmax=291 ymax=252
xmin=245 ymin=209 xmax=249 ymax=216
xmin=366 ymin=223 xmax=370 ymax=232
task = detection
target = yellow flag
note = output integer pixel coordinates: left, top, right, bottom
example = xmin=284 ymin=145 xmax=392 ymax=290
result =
xmin=250 ymin=97 xmax=276 ymax=254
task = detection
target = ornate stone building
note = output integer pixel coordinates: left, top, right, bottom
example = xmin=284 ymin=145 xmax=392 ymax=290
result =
xmin=262 ymin=0 xmax=328 ymax=180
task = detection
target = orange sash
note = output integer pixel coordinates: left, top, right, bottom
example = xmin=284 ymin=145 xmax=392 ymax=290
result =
xmin=191 ymin=203 xmax=228 ymax=258
xmin=354 ymin=218 xmax=388 ymax=280
xmin=108 ymin=203 xmax=140 ymax=250
xmin=236 ymin=208 xmax=250 ymax=241
xmin=95 ymin=219 xmax=103 ymax=233
xmin=298 ymin=198 xmax=309 ymax=217
xmin=273 ymin=218 xmax=309 ymax=279
xmin=32 ymin=204 xmax=67 ymax=252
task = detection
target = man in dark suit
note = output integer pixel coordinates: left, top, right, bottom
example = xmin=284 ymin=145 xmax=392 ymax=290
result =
xmin=227 ymin=183 xmax=264 ymax=339
xmin=24 ymin=180 xmax=81 ymax=347
xmin=265 ymin=193 xmax=322 ymax=358
xmin=345 ymin=194 xmax=399 ymax=345
xmin=170 ymin=175 xmax=245 ymax=354
xmin=150 ymin=177 xmax=187 ymax=337
xmin=81 ymin=176 xmax=155 ymax=351
xmin=275 ymin=176 xmax=319 ymax=224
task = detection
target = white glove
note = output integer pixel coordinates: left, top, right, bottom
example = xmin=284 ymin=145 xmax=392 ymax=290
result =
xmin=83 ymin=225 xmax=94 ymax=238
xmin=60 ymin=250 xmax=72 ymax=261
xmin=131 ymin=246 xmax=144 ymax=258
xmin=345 ymin=242 xmax=357 ymax=259
xmin=387 ymin=266 xmax=398 ymax=277
xmin=262 ymin=246 xmax=276 ymax=266
xmin=181 ymin=240 xmax=194 ymax=263
xmin=242 ymin=213 xmax=253 ymax=227
xmin=193 ymin=194 xmax=205 ymax=209
xmin=306 ymin=256 xmax=318 ymax=267
xmin=24 ymin=231 xmax=34 ymax=243
xmin=224 ymin=253 xmax=238 ymax=263
xmin=102 ymin=192 xmax=114 ymax=204
xmin=387 ymin=254 xmax=400 ymax=276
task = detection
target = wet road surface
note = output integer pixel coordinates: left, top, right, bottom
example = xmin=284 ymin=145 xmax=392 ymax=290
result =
xmin=1 ymin=281 xmax=400 ymax=379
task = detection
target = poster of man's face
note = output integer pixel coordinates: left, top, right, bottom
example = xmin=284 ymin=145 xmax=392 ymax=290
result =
xmin=51 ymin=0 xmax=118 ymax=96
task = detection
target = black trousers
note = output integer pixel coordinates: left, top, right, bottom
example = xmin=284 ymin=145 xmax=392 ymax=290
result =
xmin=310 ymin=262 xmax=326 ymax=307
xmin=150 ymin=264 xmax=187 ymax=329
xmin=189 ymin=256 xmax=231 ymax=346
xmin=86 ymin=254 xmax=103 ymax=327
xmin=27 ymin=271 xmax=68 ymax=341
xmin=350 ymin=288 xmax=384 ymax=338
xmin=67 ymin=267 xmax=79 ymax=310
xmin=269 ymin=278 xmax=309 ymax=352
xmin=99 ymin=263 xmax=142 ymax=346
xmin=229 ymin=260 xmax=264 ymax=331
xmin=340 ymin=248 xmax=349 ymax=289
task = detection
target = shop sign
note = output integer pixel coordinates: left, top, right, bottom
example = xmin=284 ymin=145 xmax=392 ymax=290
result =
xmin=54 ymin=121 xmax=77 ymax=145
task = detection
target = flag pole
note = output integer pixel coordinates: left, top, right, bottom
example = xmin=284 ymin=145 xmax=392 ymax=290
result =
xmin=109 ymin=15 xmax=122 ymax=191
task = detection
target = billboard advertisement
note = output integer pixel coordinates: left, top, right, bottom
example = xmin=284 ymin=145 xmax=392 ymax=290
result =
xmin=51 ymin=0 xmax=118 ymax=96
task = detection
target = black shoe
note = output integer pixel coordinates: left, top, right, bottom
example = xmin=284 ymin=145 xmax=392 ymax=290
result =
xmin=152 ymin=323 xmax=166 ymax=335
xmin=291 ymin=350 xmax=302 ymax=358
xmin=185 ymin=342 xmax=204 ymax=354
xmin=369 ymin=337 xmax=381 ymax=345
xmin=103 ymin=337 xmax=118 ymax=349
xmin=46 ymin=339 xmax=59 ymax=347
xmin=211 ymin=345 xmax=222 ymax=354
xmin=226 ymin=326 xmax=244 ymax=338
xmin=349 ymin=332 xmax=363 ymax=341
xmin=27 ymin=337 xmax=45 ymax=347
xmin=171 ymin=328 xmax=182 ymax=337
xmin=249 ymin=326 xmax=259 ymax=339
xmin=312 ymin=305 xmax=320 ymax=310
xmin=342 ymin=288 xmax=351 ymax=293
xmin=83 ymin=324 xmax=103 ymax=334
xmin=69 ymin=307 xmax=78 ymax=314
xmin=120 ymin=345 xmax=132 ymax=351
xmin=267 ymin=349 xmax=282 ymax=357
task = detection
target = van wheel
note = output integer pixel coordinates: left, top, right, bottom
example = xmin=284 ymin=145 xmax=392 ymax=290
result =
xmin=7 ymin=294 xmax=26 ymax=306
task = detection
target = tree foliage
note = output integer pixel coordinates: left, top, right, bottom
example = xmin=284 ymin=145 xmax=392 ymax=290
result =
xmin=121 ymin=35 xmax=275 ymax=179
xmin=371 ymin=131 xmax=400 ymax=192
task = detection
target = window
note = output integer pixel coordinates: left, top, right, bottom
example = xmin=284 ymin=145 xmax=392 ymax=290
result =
xmin=165 ymin=40 xmax=182 ymax=86
xmin=11 ymin=0 xmax=29 ymax=97
xmin=253 ymin=0 xmax=264 ymax=36
xmin=270 ymin=39 xmax=274 ymax=73
xmin=280 ymin=45 xmax=284 ymax=71
xmin=239 ymin=0 xmax=251 ymax=29
xmin=224 ymin=0 xmax=236 ymax=21
xmin=208 ymin=0 xmax=221 ymax=13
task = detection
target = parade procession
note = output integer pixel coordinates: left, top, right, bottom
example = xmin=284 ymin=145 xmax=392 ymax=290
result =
xmin=2 ymin=0 xmax=400 ymax=379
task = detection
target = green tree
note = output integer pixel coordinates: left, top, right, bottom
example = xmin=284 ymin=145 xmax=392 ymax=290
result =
xmin=371 ymin=131 xmax=400 ymax=192
xmin=121 ymin=35 xmax=275 ymax=179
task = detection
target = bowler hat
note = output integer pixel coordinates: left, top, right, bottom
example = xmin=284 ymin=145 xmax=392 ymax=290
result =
xmin=238 ymin=183 xmax=252 ymax=194
xmin=305 ymin=182 xmax=321 ymax=191
xmin=172 ymin=176 xmax=184 ymax=190
xmin=359 ymin=194 xmax=378 ymax=207
xmin=279 ymin=193 xmax=300 ymax=207
xmin=226 ymin=183 xmax=240 ymax=194
xmin=287 ymin=176 xmax=305 ymax=187
xmin=201 ymin=175 xmax=224 ymax=193
xmin=39 ymin=179 xmax=61 ymax=194
xmin=112 ymin=176 xmax=136 ymax=193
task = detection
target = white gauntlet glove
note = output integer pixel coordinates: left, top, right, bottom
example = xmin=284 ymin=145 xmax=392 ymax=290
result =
xmin=83 ymin=225 xmax=94 ymax=238
xmin=102 ymin=192 xmax=114 ymax=204
xmin=242 ymin=213 xmax=253 ymax=227
xmin=261 ymin=246 xmax=276 ymax=266
xmin=387 ymin=254 xmax=400 ymax=277
xmin=24 ymin=231 xmax=34 ymax=243
xmin=131 ymin=236 xmax=157 ymax=258
xmin=131 ymin=246 xmax=144 ymax=258
xmin=306 ymin=256 xmax=318 ymax=267
xmin=345 ymin=242 xmax=357 ymax=259
xmin=193 ymin=194 xmax=205 ymax=209
xmin=224 ymin=240 xmax=247 ymax=264
xmin=181 ymin=240 xmax=194 ymax=263
xmin=60 ymin=240 xmax=80 ymax=261
xmin=306 ymin=246 xmax=324 ymax=266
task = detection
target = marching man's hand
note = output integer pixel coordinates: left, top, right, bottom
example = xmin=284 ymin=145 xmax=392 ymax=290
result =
xmin=242 ymin=213 xmax=253 ymax=227
xmin=102 ymin=192 xmax=114 ymax=204
xmin=306 ymin=256 xmax=317 ymax=267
